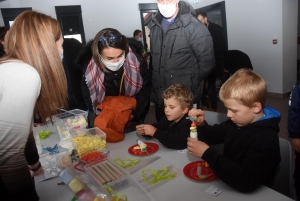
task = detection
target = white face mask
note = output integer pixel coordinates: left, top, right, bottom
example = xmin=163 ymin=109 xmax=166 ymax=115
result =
xmin=137 ymin=37 xmax=143 ymax=44
xmin=100 ymin=55 xmax=125 ymax=71
xmin=158 ymin=3 xmax=177 ymax=18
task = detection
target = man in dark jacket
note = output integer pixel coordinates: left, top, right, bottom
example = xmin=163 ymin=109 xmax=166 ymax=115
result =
xmin=198 ymin=11 xmax=226 ymax=111
xmin=288 ymin=81 xmax=300 ymax=201
xmin=63 ymin=38 xmax=87 ymax=110
xmin=148 ymin=0 xmax=215 ymax=122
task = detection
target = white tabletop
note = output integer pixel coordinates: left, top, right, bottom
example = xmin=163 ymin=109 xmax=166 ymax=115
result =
xmin=34 ymin=114 xmax=294 ymax=201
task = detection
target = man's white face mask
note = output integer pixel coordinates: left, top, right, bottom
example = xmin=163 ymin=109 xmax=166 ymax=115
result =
xmin=158 ymin=3 xmax=177 ymax=18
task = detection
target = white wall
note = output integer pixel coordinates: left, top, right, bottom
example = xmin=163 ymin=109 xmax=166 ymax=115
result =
xmin=0 ymin=0 xmax=298 ymax=95
xmin=282 ymin=0 xmax=298 ymax=93
xmin=227 ymin=0 xmax=284 ymax=94
xmin=0 ymin=0 xmax=157 ymax=40
xmin=193 ymin=0 xmax=297 ymax=94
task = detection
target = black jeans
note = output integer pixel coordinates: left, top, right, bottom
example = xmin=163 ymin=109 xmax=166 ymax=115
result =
xmin=155 ymin=103 xmax=165 ymax=123
xmin=295 ymin=151 xmax=300 ymax=201
xmin=201 ymin=75 xmax=217 ymax=110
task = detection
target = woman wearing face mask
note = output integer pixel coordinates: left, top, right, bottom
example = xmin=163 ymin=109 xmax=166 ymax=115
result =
xmin=0 ymin=11 xmax=67 ymax=200
xmin=77 ymin=28 xmax=151 ymax=136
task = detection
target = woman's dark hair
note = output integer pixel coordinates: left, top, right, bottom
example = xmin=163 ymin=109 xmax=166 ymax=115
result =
xmin=0 ymin=26 xmax=9 ymax=51
xmin=91 ymin=28 xmax=128 ymax=72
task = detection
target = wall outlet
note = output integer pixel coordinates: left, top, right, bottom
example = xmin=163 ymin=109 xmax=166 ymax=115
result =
xmin=266 ymin=81 xmax=270 ymax=85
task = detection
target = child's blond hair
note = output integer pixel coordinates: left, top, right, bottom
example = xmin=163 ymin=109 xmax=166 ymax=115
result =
xmin=219 ymin=69 xmax=266 ymax=107
xmin=162 ymin=84 xmax=193 ymax=110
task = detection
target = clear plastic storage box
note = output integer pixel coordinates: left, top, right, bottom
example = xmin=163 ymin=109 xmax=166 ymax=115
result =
xmin=69 ymin=127 xmax=106 ymax=157
xmin=84 ymin=159 xmax=129 ymax=191
xmin=55 ymin=109 xmax=88 ymax=141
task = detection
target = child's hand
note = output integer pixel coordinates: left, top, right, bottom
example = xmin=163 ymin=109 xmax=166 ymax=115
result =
xmin=188 ymin=108 xmax=205 ymax=126
xmin=187 ymin=137 xmax=209 ymax=158
xmin=143 ymin=125 xmax=157 ymax=137
xmin=136 ymin=125 xmax=145 ymax=135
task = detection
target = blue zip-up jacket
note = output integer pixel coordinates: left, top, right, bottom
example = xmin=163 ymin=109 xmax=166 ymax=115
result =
xmin=288 ymin=81 xmax=300 ymax=138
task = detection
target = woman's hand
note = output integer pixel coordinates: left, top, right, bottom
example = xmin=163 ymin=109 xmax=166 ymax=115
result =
xmin=187 ymin=137 xmax=209 ymax=158
xmin=188 ymin=108 xmax=205 ymax=126
xmin=28 ymin=161 xmax=43 ymax=177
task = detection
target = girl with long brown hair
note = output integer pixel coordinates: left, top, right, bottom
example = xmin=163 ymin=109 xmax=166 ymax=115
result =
xmin=0 ymin=11 xmax=67 ymax=200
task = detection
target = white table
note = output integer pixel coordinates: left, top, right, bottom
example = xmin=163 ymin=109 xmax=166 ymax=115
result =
xmin=34 ymin=113 xmax=294 ymax=201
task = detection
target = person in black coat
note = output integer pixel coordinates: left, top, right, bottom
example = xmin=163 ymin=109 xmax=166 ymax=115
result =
xmin=148 ymin=1 xmax=215 ymax=122
xmin=63 ymin=38 xmax=87 ymax=110
xmin=188 ymin=69 xmax=281 ymax=192
xmin=288 ymin=81 xmax=300 ymax=201
xmin=136 ymin=84 xmax=193 ymax=150
xmin=198 ymin=11 xmax=226 ymax=111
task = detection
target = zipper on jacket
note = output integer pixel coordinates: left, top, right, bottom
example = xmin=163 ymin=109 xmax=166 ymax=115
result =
xmin=158 ymin=28 xmax=164 ymax=72
xmin=169 ymin=35 xmax=177 ymax=59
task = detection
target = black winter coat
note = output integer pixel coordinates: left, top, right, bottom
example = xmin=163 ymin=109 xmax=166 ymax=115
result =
xmin=148 ymin=1 xmax=215 ymax=106
xmin=152 ymin=114 xmax=191 ymax=150
xmin=63 ymin=38 xmax=87 ymax=110
xmin=199 ymin=114 xmax=281 ymax=193
xmin=288 ymin=81 xmax=300 ymax=138
xmin=207 ymin=22 xmax=226 ymax=78
xmin=76 ymin=40 xmax=151 ymax=127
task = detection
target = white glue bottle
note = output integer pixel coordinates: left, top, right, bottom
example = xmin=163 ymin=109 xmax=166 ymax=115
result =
xmin=190 ymin=121 xmax=198 ymax=139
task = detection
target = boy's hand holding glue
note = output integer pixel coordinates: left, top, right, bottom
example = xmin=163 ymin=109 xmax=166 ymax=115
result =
xmin=187 ymin=109 xmax=209 ymax=158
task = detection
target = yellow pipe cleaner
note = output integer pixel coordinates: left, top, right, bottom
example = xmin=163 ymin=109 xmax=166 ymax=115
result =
xmin=142 ymin=167 xmax=176 ymax=184
xmin=106 ymin=186 xmax=128 ymax=201
xmin=114 ymin=158 xmax=140 ymax=167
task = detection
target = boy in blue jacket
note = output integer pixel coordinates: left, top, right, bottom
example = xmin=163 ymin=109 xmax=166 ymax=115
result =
xmin=187 ymin=69 xmax=281 ymax=193
xmin=288 ymin=80 xmax=300 ymax=201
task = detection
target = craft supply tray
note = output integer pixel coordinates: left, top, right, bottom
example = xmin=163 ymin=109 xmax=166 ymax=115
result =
xmin=54 ymin=109 xmax=88 ymax=141
xmin=69 ymin=127 xmax=106 ymax=157
xmin=84 ymin=159 xmax=129 ymax=191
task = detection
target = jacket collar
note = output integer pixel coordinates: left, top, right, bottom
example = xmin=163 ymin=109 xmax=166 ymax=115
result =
xmin=148 ymin=1 xmax=196 ymax=29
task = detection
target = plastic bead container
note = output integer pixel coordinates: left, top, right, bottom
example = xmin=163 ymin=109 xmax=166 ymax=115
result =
xmin=55 ymin=109 xmax=88 ymax=141
xmin=70 ymin=127 xmax=106 ymax=157
xmin=59 ymin=167 xmax=106 ymax=201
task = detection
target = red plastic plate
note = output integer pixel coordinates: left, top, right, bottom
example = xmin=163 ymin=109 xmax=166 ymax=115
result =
xmin=128 ymin=142 xmax=159 ymax=156
xmin=183 ymin=161 xmax=217 ymax=182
